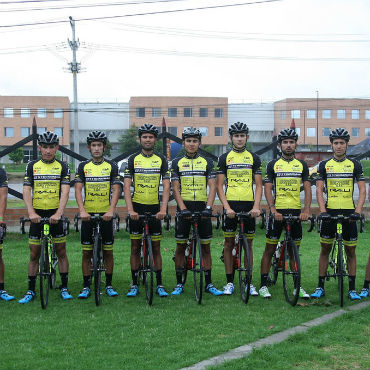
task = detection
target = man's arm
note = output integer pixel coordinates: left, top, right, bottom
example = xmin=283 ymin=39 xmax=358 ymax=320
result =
xmin=172 ymin=179 xmax=186 ymax=211
xmin=50 ymin=184 xmax=70 ymax=223
xmin=103 ymin=183 xmax=121 ymax=221
xmin=0 ymin=187 xmax=7 ymax=220
xmin=216 ymin=173 xmax=234 ymax=218
xmin=124 ymin=177 xmax=138 ymax=220
xmin=251 ymin=174 xmax=262 ymax=217
xmin=157 ymin=178 xmax=170 ymax=220
xmin=23 ymin=185 xmax=40 ymax=223
xmin=355 ymin=181 xmax=366 ymax=214
xmin=300 ymin=181 xmax=312 ymax=221
xmin=316 ymin=180 xmax=327 ymax=213
xmin=75 ymin=182 xmax=90 ymax=221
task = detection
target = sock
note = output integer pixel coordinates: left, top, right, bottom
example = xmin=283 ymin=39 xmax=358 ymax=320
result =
xmin=176 ymin=268 xmax=183 ymax=285
xmin=0 ymin=282 xmax=4 ymax=290
xmin=28 ymin=275 xmax=37 ymax=292
xmin=60 ymin=272 xmax=68 ymax=289
xmin=348 ymin=275 xmax=356 ymax=291
xmin=156 ymin=269 xmax=162 ymax=286
xmin=83 ymin=275 xmax=91 ymax=288
xmin=131 ymin=270 xmax=138 ymax=286
xmin=364 ymin=280 xmax=370 ymax=290
xmin=226 ymin=273 xmax=234 ymax=284
xmin=105 ymin=273 xmax=112 ymax=287
xmin=205 ymin=270 xmax=212 ymax=286
xmin=261 ymin=273 xmax=268 ymax=288
xmin=318 ymin=276 xmax=325 ymax=289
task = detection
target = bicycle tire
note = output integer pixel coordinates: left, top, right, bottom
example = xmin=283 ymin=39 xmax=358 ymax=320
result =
xmin=268 ymin=244 xmax=279 ymax=286
xmin=193 ymin=235 xmax=203 ymax=304
xmin=239 ymin=235 xmax=251 ymax=304
xmin=50 ymin=245 xmax=58 ymax=289
xmin=93 ymin=233 xmax=103 ymax=306
xmin=181 ymin=239 xmax=192 ymax=286
xmin=336 ymin=240 xmax=344 ymax=307
xmin=39 ymin=238 xmax=51 ymax=309
xmin=282 ymin=240 xmax=301 ymax=306
xmin=143 ymin=235 xmax=154 ymax=306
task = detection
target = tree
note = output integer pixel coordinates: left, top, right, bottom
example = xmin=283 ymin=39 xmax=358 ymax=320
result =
xmin=9 ymin=147 xmax=24 ymax=165
xmin=118 ymin=126 xmax=140 ymax=153
xmin=104 ymin=139 xmax=113 ymax=157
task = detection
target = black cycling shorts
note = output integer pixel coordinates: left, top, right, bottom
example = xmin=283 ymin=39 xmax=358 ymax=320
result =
xmin=129 ymin=203 xmax=162 ymax=241
xmin=81 ymin=214 xmax=114 ymax=251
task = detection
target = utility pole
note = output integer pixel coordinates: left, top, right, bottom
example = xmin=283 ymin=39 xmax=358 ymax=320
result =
xmin=68 ymin=16 xmax=80 ymax=170
xmin=316 ymin=90 xmax=319 ymax=152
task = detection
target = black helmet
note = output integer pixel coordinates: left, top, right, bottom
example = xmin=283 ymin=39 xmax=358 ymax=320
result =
xmin=87 ymin=130 xmax=107 ymax=145
xmin=182 ymin=127 xmax=202 ymax=140
xmin=278 ymin=128 xmax=298 ymax=143
xmin=229 ymin=122 xmax=249 ymax=135
xmin=38 ymin=131 xmax=59 ymax=145
xmin=138 ymin=123 xmax=159 ymax=138
xmin=329 ymin=128 xmax=350 ymax=143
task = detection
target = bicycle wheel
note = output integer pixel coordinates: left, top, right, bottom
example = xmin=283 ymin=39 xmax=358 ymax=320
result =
xmin=143 ymin=235 xmax=154 ymax=305
xmin=282 ymin=240 xmax=301 ymax=306
xmin=239 ymin=235 xmax=251 ymax=304
xmin=39 ymin=238 xmax=51 ymax=309
xmin=192 ymin=235 xmax=203 ymax=304
xmin=267 ymin=244 xmax=279 ymax=286
xmin=181 ymin=240 xmax=192 ymax=286
xmin=50 ymin=245 xmax=58 ymax=289
xmin=93 ymin=234 xmax=103 ymax=306
xmin=336 ymin=241 xmax=345 ymax=307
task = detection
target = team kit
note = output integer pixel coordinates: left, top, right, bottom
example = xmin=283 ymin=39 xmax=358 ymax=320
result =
xmin=0 ymin=123 xmax=368 ymax=304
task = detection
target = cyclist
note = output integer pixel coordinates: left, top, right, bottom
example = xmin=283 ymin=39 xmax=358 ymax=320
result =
xmin=259 ymin=128 xmax=311 ymax=299
xmin=171 ymin=127 xmax=223 ymax=296
xmin=311 ymin=128 xmax=366 ymax=301
xmin=216 ymin=122 xmax=262 ymax=296
xmin=124 ymin=124 xmax=170 ymax=298
xmin=75 ymin=131 xmax=122 ymax=299
xmin=0 ymin=168 xmax=15 ymax=301
xmin=19 ymin=131 xmax=73 ymax=303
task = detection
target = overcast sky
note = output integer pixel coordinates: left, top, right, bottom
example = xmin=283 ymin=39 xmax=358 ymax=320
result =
xmin=0 ymin=0 xmax=369 ymax=103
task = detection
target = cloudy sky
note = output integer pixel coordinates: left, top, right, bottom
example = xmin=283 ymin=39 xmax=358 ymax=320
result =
xmin=0 ymin=0 xmax=369 ymax=103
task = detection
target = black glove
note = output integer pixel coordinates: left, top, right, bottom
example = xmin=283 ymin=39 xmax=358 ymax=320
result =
xmin=201 ymin=208 xmax=212 ymax=218
xmin=350 ymin=212 xmax=361 ymax=221
xmin=180 ymin=209 xmax=192 ymax=218
xmin=319 ymin=212 xmax=331 ymax=220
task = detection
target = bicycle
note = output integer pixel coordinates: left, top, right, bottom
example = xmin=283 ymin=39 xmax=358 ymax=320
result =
xmin=318 ymin=213 xmax=365 ymax=307
xmin=267 ymin=214 xmax=316 ymax=306
xmin=20 ymin=216 xmax=68 ymax=309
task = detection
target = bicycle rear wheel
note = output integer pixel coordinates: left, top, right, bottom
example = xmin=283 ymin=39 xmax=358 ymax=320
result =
xmin=39 ymin=238 xmax=51 ymax=309
xmin=336 ymin=241 xmax=345 ymax=307
xmin=193 ymin=235 xmax=203 ymax=304
xmin=239 ymin=235 xmax=251 ymax=304
xmin=282 ymin=240 xmax=301 ymax=306
xmin=143 ymin=235 xmax=154 ymax=305
xmin=267 ymin=244 xmax=280 ymax=286
xmin=50 ymin=246 xmax=58 ymax=289
xmin=93 ymin=234 xmax=103 ymax=306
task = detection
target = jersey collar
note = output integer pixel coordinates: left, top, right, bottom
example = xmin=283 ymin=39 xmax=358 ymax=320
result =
xmin=185 ymin=152 xmax=199 ymax=159
xmin=91 ymin=158 xmax=105 ymax=165
xmin=140 ymin=150 xmax=154 ymax=158
xmin=332 ymin=156 xmax=347 ymax=162
xmin=232 ymin=145 xmax=247 ymax=153
xmin=280 ymin=154 xmax=295 ymax=162
xmin=41 ymin=158 xmax=56 ymax=164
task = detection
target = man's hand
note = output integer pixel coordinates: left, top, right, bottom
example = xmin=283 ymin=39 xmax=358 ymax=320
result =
xmin=29 ymin=211 xmax=41 ymax=223
xmin=156 ymin=210 xmax=167 ymax=220
xmin=180 ymin=209 xmax=192 ymax=219
xmin=128 ymin=210 xmax=139 ymax=221
xmin=201 ymin=207 xmax=212 ymax=218
xmin=103 ymin=210 xmax=114 ymax=222
xmin=80 ymin=210 xmax=91 ymax=222
xmin=50 ymin=212 xmax=62 ymax=224
xmin=225 ymin=208 xmax=235 ymax=219
xmin=350 ymin=212 xmax=361 ymax=222
xmin=250 ymin=207 xmax=261 ymax=218
xmin=273 ymin=211 xmax=283 ymax=222
xmin=299 ymin=211 xmax=309 ymax=221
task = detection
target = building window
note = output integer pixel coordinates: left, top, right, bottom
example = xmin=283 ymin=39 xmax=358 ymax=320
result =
xmin=214 ymin=108 xmax=223 ymax=118
xmin=168 ymin=127 xmax=177 ymax=136
xmin=322 ymin=128 xmax=331 ymax=137
xmin=20 ymin=108 xmax=31 ymax=118
xmin=136 ymin=107 xmax=145 ymax=118
xmin=307 ymin=127 xmax=316 ymax=137
xmin=295 ymin=127 xmax=301 ymax=136
xmin=352 ymin=128 xmax=360 ymax=137
xmin=37 ymin=127 xmax=47 ymax=134
xmin=184 ymin=108 xmax=193 ymax=118
xmin=291 ymin=110 xmax=300 ymax=119
xmin=351 ymin=110 xmax=360 ymax=119
xmin=365 ymin=110 xmax=370 ymax=120
xmin=199 ymin=108 xmax=208 ymax=118
xmin=21 ymin=127 xmax=30 ymax=137
xmin=199 ymin=127 xmax=209 ymax=136
xmin=168 ymin=108 xmax=177 ymax=117
xmin=4 ymin=108 xmax=14 ymax=118
xmin=23 ymin=149 xmax=32 ymax=163
xmin=4 ymin=127 xmax=14 ymax=137
xmin=337 ymin=109 xmax=346 ymax=119
xmin=281 ymin=110 xmax=286 ymax=120
xmin=215 ymin=127 xmax=223 ymax=136
xmin=306 ymin=110 xmax=316 ymax=119
xmin=37 ymin=108 xmax=47 ymax=118
xmin=54 ymin=108 xmax=63 ymax=118
xmin=365 ymin=128 xmax=370 ymax=137
xmin=152 ymin=108 xmax=161 ymax=118
xmin=322 ymin=110 xmax=331 ymax=119
xmin=54 ymin=127 xmax=63 ymax=137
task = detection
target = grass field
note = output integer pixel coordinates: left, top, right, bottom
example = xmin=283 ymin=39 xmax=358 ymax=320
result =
xmin=1 ymin=222 xmax=369 ymax=370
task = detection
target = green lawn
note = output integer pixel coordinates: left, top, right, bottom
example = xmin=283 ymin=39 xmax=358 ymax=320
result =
xmin=1 ymin=222 xmax=369 ymax=369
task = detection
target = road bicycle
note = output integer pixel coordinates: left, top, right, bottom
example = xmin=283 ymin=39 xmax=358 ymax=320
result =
xmin=318 ymin=213 xmax=365 ymax=307
xmin=20 ymin=216 xmax=69 ymax=309
xmin=267 ymin=214 xmax=315 ymax=306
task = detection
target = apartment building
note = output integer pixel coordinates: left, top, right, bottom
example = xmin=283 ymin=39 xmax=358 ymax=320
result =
xmin=0 ymin=96 xmax=70 ymax=162
xmin=274 ymin=98 xmax=370 ymax=150
xmin=129 ymin=96 xmax=229 ymax=156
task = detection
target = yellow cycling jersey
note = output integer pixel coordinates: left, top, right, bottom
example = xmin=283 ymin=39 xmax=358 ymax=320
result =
xmin=264 ymin=157 xmax=309 ymax=210
xmin=24 ymin=158 xmax=70 ymax=210
xmin=75 ymin=159 xmax=121 ymax=213
xmin=171 ymin=153 xmax=215 ymax=202
xmin=317 ymin=157 xmax=364 ymax=210
xmin=124 ymin=151 xmax=169 ymax=205
xmin=216 ymin=149 xmax=262 ymax=202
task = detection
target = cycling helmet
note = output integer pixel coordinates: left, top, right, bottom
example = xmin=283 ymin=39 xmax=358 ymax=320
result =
xmin=329 ymin=128 xmax=350 ymax=143
xmin=38 ymin=131 xmax=59 ymax=145
xmin=278 ymin=128 xmax=298 ymax=143
xmin=138 ymin=123 xmax=159 ymax=138
xmin=182 ymin=127 xmax=202 ymax=140
xmin=87 ymin=130 xmax=107 ymax=145
xmin=229 ymin=122 xmax=249 ymax=135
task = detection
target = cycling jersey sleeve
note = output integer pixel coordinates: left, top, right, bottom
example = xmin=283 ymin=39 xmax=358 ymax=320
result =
xmin=0 ymin=168 xmax=8 ymax=188
xmin=170 ymin=158 xmax=180 ymax=182
xmin=301 ymin=160 xmax=310 ymax=182
xmin=109 ymin=160 xmax=122 ymax=185
xmin=206 ymin=157 xmax=216 ymax=180
xmin=60 ymin=161 xmax=71 ymax=185
xmin=317 ymin=160 xmax=327 ymax=182
xmin=23 ymin=161 xmax=34 ymax=187
xmin=74 ymin=161 xmax=86 ymax=184
xmin=252 ymin=153 xmax=262 ymax=175
xmin=353 ymin=159 xmax=365 ymax=182
xmin=264 ymin=159 xmax=276 ymax=184
xmin=124 ymin=154 xmax=135 ymax=180
xmin=216 ymin=153 xmax=227 ymax=175
xmin=159 ymin=154 xmax=170 ymax=180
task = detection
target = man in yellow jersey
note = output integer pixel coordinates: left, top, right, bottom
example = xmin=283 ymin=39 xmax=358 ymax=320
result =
xmin=75 ymin=131 xmax=122 ymax=299
xmin=217 ymin=122 xmax=262 ymax=296
xmin=171 ymin=127 xmax=223 ymax=296
xmin=312 ymin=128 xmax=366 ymax=301
xmin=124 ymin=124 xmax=170 ymax=297
xmin=259 ymin=128 xmax=311 ymax=299
xmin=19 ymin=131 xmax=72 ymax=303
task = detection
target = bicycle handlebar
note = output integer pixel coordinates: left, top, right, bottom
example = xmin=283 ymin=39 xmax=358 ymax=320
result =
xmin=270 ymin=214 xmax=316 ymax=232
xmin=317 ymin=213 xmax=365 ymax=233
xmin=74 ymin=213 xmax=120 ymax=232
xmin=20 ymin=216 xmax=69 ymax=235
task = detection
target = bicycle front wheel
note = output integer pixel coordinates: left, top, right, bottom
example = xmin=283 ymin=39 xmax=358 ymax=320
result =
xmin=50 ymin=245 xmax=58 ymax=289
xmin=39 ymin=238 xmax=51 ymax=309
xmin=268 ymin=246 xmax=279 ymax=286
xmin=336 ymin=241 xmax=345 ymax=307
xmin=193 ymin=235 xmax=203 ymax=304
xmin=93 ymin=234 xmax=103 ymax=306
xmin=143 ymin=235 xmax=154 ymax=306
xmin=282 ymin=240 xmax=301 ymax=306
xmin=239 ymin=235 xmax=251 ymax=304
